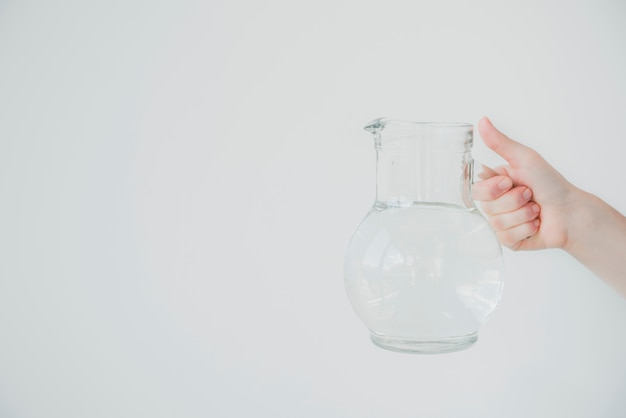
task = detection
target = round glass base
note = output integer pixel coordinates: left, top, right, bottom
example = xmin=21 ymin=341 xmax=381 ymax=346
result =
xmin=370 ymin=332 xmax=478 ymax=354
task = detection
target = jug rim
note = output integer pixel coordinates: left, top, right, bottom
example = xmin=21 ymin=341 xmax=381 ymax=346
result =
xmin=364 ymin=117 xmax=473 ymax=134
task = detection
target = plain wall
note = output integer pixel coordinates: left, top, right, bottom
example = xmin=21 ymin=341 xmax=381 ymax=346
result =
xmin=1 ymin=0 xmax=625 ymax=417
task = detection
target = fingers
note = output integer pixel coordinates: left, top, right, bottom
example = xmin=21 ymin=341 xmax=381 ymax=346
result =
xmin=476 ymin=164 xmax=509 ymax=180
xmin=473 ymin=175 xmax=541 ymax=249
xmin=475 ymin=117 xmax=548 ymax=250
xmin=478 ymin=117 xmax=532 ymax=167
xmin=496 ymin=219 xmax=541 ymax=250
xmin=472 ymin=175 xmax=513 ymax=201
xmin=477 ymin=164 xmax=499 ymax=180
xmin=489 ymin=201 xmax=540 ymax=231
xmin=480 ymin=186 xmax=533 ymax=216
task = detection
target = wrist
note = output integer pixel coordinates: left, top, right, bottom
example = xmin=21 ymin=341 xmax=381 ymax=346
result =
xmin=560 ymin=186 xmax=626 ymax=293
xmin=562 ymin=186 xmax=597 ymax=254
xmin=562 ymin=186 xmax=621 ymax=256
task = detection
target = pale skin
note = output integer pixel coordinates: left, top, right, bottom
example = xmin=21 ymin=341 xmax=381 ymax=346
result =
xmin=472 ymin=117 xmax=626 ymax=298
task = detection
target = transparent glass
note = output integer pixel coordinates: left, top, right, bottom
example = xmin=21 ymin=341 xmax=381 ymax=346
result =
xmin=344 ymin=118 xmax=504 ymax=354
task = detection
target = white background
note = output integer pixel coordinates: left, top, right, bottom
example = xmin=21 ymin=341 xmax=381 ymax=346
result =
xmin=1 ymin=0 xmax=626 ymax=417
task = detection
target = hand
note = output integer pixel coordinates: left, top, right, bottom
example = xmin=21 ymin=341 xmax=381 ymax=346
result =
xmin=472 ymin=117 xmax=578 ymax=251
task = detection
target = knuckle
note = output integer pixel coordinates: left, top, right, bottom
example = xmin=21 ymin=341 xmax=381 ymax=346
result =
xmin=522 ymin=205 xmax=534 ymax=221
xmin=496 ymin=230 xmax=517 ymax=248
xmin=480 ymin=201 xmax=494 ymax=215
xmin=489 ymin=216 xmax=503 ymax=230
xmin=473 ymin=178 xmax=501 ymax=201
xmin=517 ymin=189 xmax=531 ymax=206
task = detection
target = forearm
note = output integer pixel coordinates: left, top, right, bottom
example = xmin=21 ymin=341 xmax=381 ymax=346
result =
xmin=565 ymin=188 xmax=626 ymax=298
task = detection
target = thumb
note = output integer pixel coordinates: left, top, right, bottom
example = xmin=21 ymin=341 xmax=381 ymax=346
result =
xmin=478 ymin=117 xmax=530 ymax=167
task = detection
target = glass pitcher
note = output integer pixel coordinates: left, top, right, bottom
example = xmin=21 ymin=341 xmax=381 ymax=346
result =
xmin=344 ymin=118 xmax=503 ymax=354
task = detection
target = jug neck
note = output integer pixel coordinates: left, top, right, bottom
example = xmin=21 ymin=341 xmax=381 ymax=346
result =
xmin=365 ymin=118 xmax=475 ymax=209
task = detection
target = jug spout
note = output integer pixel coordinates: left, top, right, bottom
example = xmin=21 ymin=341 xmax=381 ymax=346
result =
xmin=364 ymin=117 xmax=387 ymax=135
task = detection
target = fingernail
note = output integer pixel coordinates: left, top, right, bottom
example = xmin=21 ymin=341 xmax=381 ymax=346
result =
xmin=532 ymin=204 xmax=540 ymax=213
xmin=533 ymin=219 xmax=540 ymax=227
xmin=523 ymin=189 xmax=532 ymax=200
xmin=498 ymin=178 xmax=512 ymax=190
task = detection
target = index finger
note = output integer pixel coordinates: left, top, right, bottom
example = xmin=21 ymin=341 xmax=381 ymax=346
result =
xmin=477 ymin=164 xmax=499 ymax=180
xmin=472 ymin=175 xmax=513 ymax=201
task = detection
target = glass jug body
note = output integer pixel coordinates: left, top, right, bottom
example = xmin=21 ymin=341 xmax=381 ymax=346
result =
xmin=344 ymin=118 xmax=503 ymax=354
